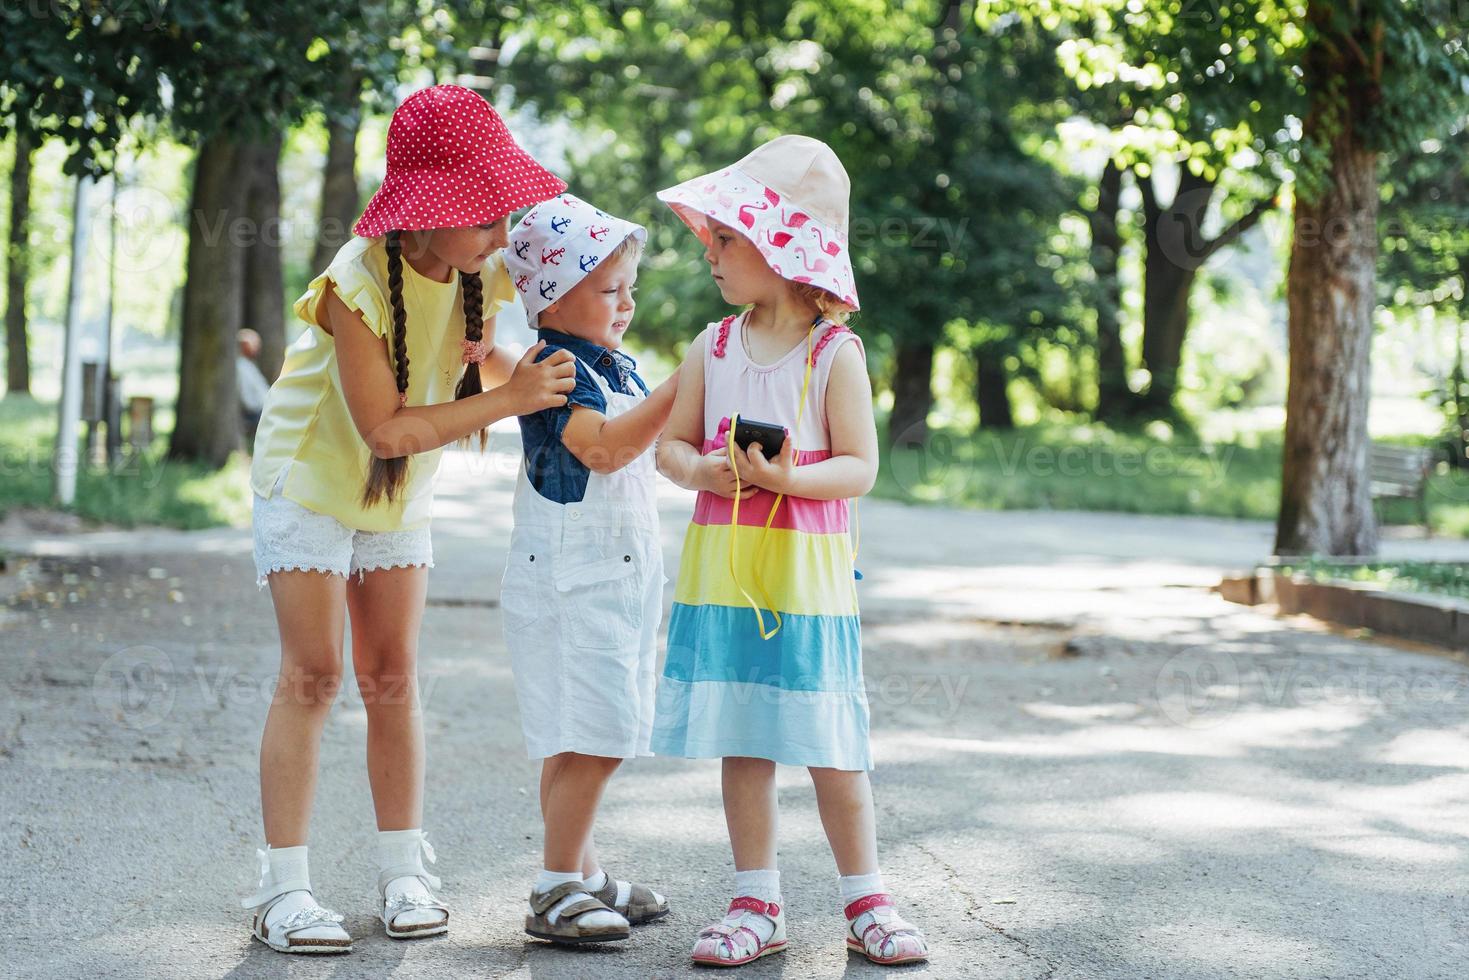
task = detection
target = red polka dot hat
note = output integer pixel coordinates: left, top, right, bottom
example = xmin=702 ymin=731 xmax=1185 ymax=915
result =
xmin=353 ymin=85 xmax=567 ymax=238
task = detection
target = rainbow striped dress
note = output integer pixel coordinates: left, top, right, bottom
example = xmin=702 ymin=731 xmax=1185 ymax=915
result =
xmin=651 ymin=312 xmax=871 ymax=771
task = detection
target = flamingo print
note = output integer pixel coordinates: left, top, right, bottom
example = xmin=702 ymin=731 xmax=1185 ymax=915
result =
xmin=811 ymin=227 xmax=842 ymax=256
xmin=766 ymin=230 xmax=794 ymax=248
xmin=795 ymin=247 xmax=828 ymax=274
xmin=781 ymin=209 xmax=810 ymax=230
xmin=737 ymin=188 xmax=782 ymax=229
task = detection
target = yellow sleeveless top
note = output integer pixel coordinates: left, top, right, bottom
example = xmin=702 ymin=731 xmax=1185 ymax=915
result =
xmin=249 ymin=236 xmax=516 ymax=532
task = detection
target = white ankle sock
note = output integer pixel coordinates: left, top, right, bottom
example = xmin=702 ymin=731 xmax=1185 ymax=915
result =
xmin=377 ymin=829 xmax=444 ymax=929
xmin=725 ymin=869 xmax=781 ymax=948
xmin=377 ymin=828 xmax=429 ymax=870
xmin=534 ymin=869 xmax=625 ymax=928
xmin=582 ymin=868 xmax=609 ymax=892
xmin=839 ymin=871 xmax=885 ymax=905
xmin=733 ymin=868 xmax=781 ymax=903
xmin=259 ymin=846 xmax=341 ymax=940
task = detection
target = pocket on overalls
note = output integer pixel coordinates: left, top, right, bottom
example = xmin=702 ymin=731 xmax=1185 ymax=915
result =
xmin=500 ymin=549 xmax=547 ymax=636
xmin=556 ymin=525 xmax=644 ymax=649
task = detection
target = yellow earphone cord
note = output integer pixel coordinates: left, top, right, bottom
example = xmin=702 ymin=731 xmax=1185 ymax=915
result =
xmin=726 ymin=322 xmax=861 ymax=641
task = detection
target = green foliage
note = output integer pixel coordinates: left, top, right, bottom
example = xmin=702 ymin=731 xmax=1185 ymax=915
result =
xmin=0 ymin=1 xmax=170 ymax=174
xmin=495 ymin=1 xmax=1083 ymax=372
xmin=1273 ymin=558 xmax=1469 ymax=599
xmin=1381 ymin=123 xmax=1468 ymax=320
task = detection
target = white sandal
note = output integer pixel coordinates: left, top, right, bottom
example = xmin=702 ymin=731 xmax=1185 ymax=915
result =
xmin=378 ymin=831 xmax=449 ymax=939
xmin=844 ymin=892 xmax=929 ymax=966
xmin=243 ymin=847 xmax=351 ymax=954
xmin=691 ymin=897 xmax=788 ymax=966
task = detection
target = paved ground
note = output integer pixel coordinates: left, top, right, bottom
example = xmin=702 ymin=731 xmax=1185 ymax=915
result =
xmin=3 ymin=434 xmax=1468 ymax=979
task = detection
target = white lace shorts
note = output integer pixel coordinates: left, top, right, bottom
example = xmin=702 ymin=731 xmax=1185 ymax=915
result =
xmin=252 ymin=469 xmax=433 ymax=588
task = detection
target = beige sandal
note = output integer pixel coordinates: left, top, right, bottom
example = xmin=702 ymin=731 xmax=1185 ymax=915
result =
xmin=590 ymin=872 xmax=671 ymax=925
xmin=524 ymin=881 xmax=631 ymax=944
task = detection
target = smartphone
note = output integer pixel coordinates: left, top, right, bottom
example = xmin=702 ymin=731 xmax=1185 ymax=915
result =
xmin=733 ymin=418 xmax=787 ymax=460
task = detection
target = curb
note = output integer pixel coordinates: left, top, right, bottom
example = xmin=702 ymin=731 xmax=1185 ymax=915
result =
xmin=1219 ymin=569 xmax=1469 ymax=650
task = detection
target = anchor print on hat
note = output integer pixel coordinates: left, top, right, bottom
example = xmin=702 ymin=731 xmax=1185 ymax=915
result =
xmin=506 ymin=193 xmax=646 ymax=321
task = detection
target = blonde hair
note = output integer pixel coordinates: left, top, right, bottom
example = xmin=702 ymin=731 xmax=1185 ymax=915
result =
xmin=607 ymin=233 xmax=644 ymax=265
xmin=535 ymin=233 xmax=644 ymax=326
xmin=787 ymin=280 xmax=853 ymax=325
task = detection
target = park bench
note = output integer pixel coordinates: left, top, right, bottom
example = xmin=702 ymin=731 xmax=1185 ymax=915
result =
xmin=1369 ymin=442 xmax=1435 ymax=530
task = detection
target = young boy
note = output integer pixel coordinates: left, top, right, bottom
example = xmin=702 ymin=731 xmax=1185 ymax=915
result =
xmin=500 ymin=194 xmax=677 ymax=944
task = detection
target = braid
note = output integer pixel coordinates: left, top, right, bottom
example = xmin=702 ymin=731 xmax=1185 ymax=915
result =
xmin=361 ymin=229 xmax=412 ymax=507
xmin=455 ymin=270 xmax=488 ymax=449
xmin=386 ymin=229 xmax=411 ymax=398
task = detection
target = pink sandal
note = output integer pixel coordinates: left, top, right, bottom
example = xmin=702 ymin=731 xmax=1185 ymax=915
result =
xmin=691 ymin=896 xmax=787 ymax=967
xmin=845 ymin=893 xmax=929 ymax=965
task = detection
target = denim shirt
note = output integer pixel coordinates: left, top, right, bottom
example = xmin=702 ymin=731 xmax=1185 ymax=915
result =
xmin=518 ymin=328 xmax=650 ymax=505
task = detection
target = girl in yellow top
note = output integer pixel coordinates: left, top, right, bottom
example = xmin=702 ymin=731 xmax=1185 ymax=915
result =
xmin=241 ymin=85 xmax=575 ymax=955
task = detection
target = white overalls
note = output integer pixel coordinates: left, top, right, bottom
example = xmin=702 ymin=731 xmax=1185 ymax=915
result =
xmin=501 ymin=363 xmax=664 ymax=760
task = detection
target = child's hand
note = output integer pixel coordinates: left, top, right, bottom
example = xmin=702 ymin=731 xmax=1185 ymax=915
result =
xmin=697 ymin=452 xmax=759 ymax=501
xmin=503 ymin=341 xmax=576 ymax=413
xmin=738 ymin=432 xmax=797 ymax=495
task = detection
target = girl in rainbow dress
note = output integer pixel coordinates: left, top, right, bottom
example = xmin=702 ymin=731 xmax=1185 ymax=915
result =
xmin=651 ymin=135 xmax=930 ymax=968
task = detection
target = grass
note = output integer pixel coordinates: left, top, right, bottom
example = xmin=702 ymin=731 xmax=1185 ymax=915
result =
xmin=1272 ymin=559 xmax=1469 ymax=600
xmin=0 ymin=396 xmax=251 ymax=530
xmin=5 ymin=395 xmax=1468 ymax=537
xmin=873 ymin=418 xmax=1469 ymax=538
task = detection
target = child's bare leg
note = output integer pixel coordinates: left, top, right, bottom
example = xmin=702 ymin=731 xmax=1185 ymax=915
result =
xmin=808 ymin=767 xmax=879 ymax=874
xmin=345 ymin=565 xmax=429 ymax=831
xmin=255 ymin=570 xmax=351 ymax=944
xmin=692 ymin=757 xmax=783 ymax=963
xmin=542 ymin=752 xmax=621 ymax=869
xmin=538 ymin=755 xmax=602 ymax=877
xmin=722 ymin=756 xmax=778 ymax=869
xmin=809 ymin=766 xmax=928 ymax=964
xmin=526 ymin=752 xmax=627 ymax=934
xmin=344 ymin=565 xmax=445 ymax=933
xmin=261 ymin=570 xmax=347 ymax=845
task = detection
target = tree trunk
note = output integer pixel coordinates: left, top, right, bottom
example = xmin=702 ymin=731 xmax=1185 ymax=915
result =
xmin=887 ymin=341 xmax=935 ymax=449
xmin=1138 ymin=260 xmax=1197 ymax=415
xmin=311 ymin=78 xmax=362 ymax=276
xmin=1089 ymin=159 xmax=1128 ymax=422
xmin=1138 ymin=168 xmax=1213 ymax=416
xmin=1453 ymin=319 xmax=1468 ymax=466
xmin=243 ymin=136 xmax=286 ymax=381
xmin=1275 ymin=4 xmax=1379 ymax=556
xmin=974 ymin=347 xmax=1014 ymax=430
xmin=5 ymin=124 xmax=34 ymax=397
xmin=169 ymin=136 xmax=247 ymax=467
